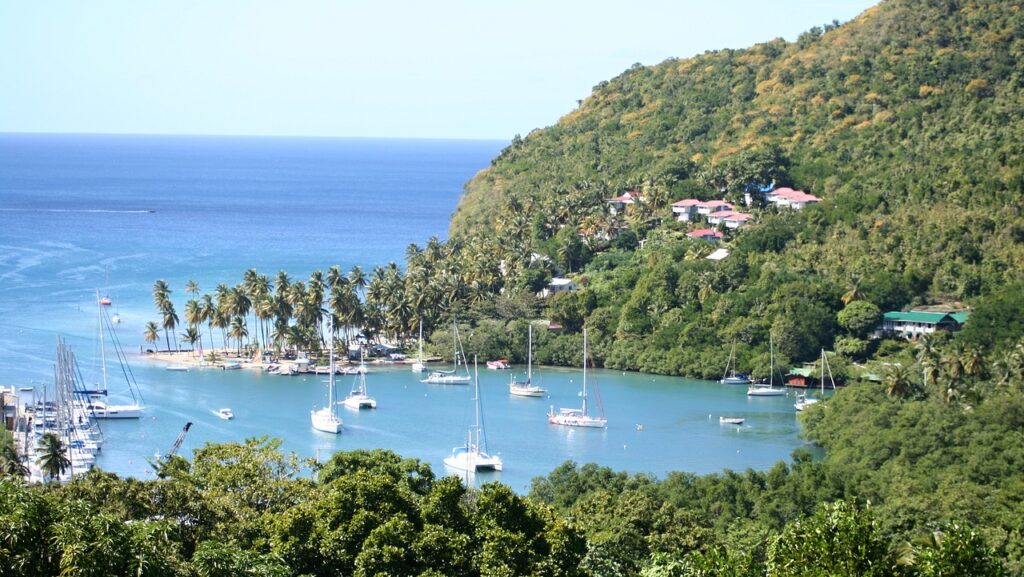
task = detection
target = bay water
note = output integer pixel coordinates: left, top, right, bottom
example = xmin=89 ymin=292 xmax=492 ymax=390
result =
xmin=0 ymin=133 xmax=812 ymax=491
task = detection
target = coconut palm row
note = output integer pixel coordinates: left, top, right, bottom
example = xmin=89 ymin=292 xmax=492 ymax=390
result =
xmin=144 ymin=234 xmax=541 ymax=356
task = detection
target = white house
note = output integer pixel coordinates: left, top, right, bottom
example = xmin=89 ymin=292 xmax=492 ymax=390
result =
xmin=606 ymin=191 xmax=642 ymax=216
xmin=539 ymin=277 xmax=577 ymax=298
xmin=671 ymin=199 xmax=702 ymax=222
xmin=697 ymin=200 xmax=733 ymax=216
xmin=707 ymin=210 xmax=754 ymax=229
xmin=766 ymin=187 xmax=821 ymax=209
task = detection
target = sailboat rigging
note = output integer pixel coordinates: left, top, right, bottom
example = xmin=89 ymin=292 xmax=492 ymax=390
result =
xmin=422 ymin=322 xmax=471 ymax=384
xmin=311 ymin=316 xmax=343 ymax=433
xmin=85 ymin=290 xmax=144 ymax=419
xmin=748 ymin=333 xmax=785 ymax=396
xmin=444 ymin=357 xmax=502 ymax=472
xmin=548 ymin=327 xmax=607 ymax=428
xmin=510 ymin=324 xmax=546 ymax=397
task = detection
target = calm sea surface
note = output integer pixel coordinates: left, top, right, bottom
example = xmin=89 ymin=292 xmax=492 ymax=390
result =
xmin=0 ymin=133 xmax=813 ymax=491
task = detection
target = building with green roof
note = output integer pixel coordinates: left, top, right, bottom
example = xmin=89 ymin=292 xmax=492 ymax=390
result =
xmin=879 ymin=310 xmax=969 ymax=339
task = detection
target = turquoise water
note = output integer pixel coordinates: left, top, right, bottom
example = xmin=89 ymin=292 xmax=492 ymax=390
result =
xmin=0 ymin=134 xmax=812 ymax=491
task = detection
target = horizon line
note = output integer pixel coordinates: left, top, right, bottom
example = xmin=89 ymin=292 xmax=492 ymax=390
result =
xmin=0 ymin=129 xmax=511 ymax=143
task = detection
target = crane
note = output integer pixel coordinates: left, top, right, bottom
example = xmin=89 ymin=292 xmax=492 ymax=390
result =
xmin=163 ymin=421 xmax=193 ymax=462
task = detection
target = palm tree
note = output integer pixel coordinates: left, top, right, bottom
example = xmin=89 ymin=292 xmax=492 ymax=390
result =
xmin=841 ymin=276 xmax=865 ymax=306
xmin=349 ymin=265 xmax=367 ymax=299
xmin=185 ymin=279 xmax=200 ymax=299
xmin=884 ymin=364 xmax=916 ymax=400
xmin=36 ymin=432 xmax=70 ymax=482
xmin=181 ymin=327 xmax=201 ymax=356
xmin=0 ymin=432 xmax=28 ymax=478
xmin=152 ymin=279 xmax=171 ymax=311
xmin=161 ymin=301 xmax=180 ymax=352
xmin=228 ymin=317 xmax=249 ymax=356
xmin=144 ymin=321 xmax=160 ymax=351
xmin=184 ymin=299 xmax=204 ymax=353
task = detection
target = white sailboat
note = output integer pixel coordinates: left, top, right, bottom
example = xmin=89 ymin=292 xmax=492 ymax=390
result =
xmin=510 ymin=324 xmax=546 ymax=397
xmin=795 ymin=348 xmax=834 ymax=411
xmin=748 ymin=333 xmax=786 ymax=397
xmin=720 ymin=341 xmax=750 ymax=385
xmin=444 ymin=358 xmax=502 ymax=472
xmin=548 ymin=328 xmax=607 ymax=428
xmin=422 ymin=322 xmax=471 ymax=384
xmin=87 ymin=290 xmax=143 ymax=419
xmin=411 ymin=321 xmax=427 ymax=373
xmin=311 ymin=317 xmax=343 ymax=433
xmin=343 ymin=350 xmax=377 ymax=409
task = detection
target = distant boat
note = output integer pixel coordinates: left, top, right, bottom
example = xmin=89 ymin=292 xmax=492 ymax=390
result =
xmin=422 ymin=322 xmax=471 ymax=384
xmin=748 ymin=333 xmax=785 ymax=397
xmin=412 ymin=321 xmax=427 ymax=373
xmin=444 ymin=359 xmax=502 ymax=472
xmin=548 ymin=327 xmax=607 ymax=428
xmin=222 ymin=360 xmax=241 ymax=370
xmin=510 ymin=324 xmax=547 ymax=398
xmin=165 ymin=365 xmax=189 ymax=372
xmin=486 ymin=359 xmax=510 ymax=370
xmin=217 ymin=408 xmax=234 ymax=420
xmin=342 ymin=350 xmax=377 ymax=410
xmin=719 ymin=416 xmax=745 ymax=425
xmin=99 ymin=295 xmax=112 ymax=306
xmin=720 ymin=341 xmax=750 ymax=385
xmin=311 ymin=316 xmax=343 ymax=434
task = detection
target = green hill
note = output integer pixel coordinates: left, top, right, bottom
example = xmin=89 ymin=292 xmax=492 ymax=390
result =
xmin=442 ymin=0 xmax=1024 ymax=376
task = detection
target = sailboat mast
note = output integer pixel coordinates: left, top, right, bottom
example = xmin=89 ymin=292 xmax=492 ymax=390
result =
xmin=328 ymin=316 xmax=336 ymax=407
xmin=527 ymin=324 xmax=533 ymax=383
xmin=418 ymin=321 xmax=423 ymax=361
xmin=473 ymin=357 xmax=480 ymax=450
xmin=582 ymin=328 xmax=588 ymax=417
xmin=97 ymin=291 xmax=108 ymax=391
xmin=769 ymin=333 xmax=774 ymax=388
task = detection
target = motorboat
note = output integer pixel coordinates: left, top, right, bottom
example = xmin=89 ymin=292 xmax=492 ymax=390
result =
xmin=217 ymin=408 xmax=234 ymax=420
xmin=720 ymin=416 xmax=745 ymax=425
xmin=486 ymin=360 xmax=510 ymax=370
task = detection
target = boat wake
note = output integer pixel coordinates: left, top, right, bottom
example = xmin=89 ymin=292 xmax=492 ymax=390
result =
xmin=0 ymin=208 xmax=155 ymax=214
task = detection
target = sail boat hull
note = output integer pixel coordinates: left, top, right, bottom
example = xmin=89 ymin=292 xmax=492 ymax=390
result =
xmin=548 ymin=408 xmax=607 ymax=428
xmin=87 ymin=401 xmax=142 ymax=419
xmin=509 ymin=384 xmax=546 ymax=397
xmin=747 ymin=387 xmax=785 ymax=396
xmin=443 ymin=447 xmax=503 ymax=471
xmin=311 ymin=408 xmax=343 ymax=433
xmin=343 ymin=393 xmax=377 ymax=409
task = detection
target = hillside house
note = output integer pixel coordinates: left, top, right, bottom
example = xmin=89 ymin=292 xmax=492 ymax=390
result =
xmin=877 ymin=310 xmax=969 ymax=339
xmin=686 ymin=229 xmax=724 ymax=243
xmin=697 ymin=200 xmax=733 ymax=216
xmin=766 ymin=187 xmax=821 ymax=209
xmin=707 ymin=210 xmax=754 ymax=229
xmin=671 ymin=199 xmax=702 ymax=222
xmin=539 ymin=277 xmax=577 ymax=298
xmin=606 ymin=191 xmax=642 ymax=216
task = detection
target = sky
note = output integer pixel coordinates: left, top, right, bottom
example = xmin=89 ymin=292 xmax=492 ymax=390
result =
xmin=0 ymin=1 xmax=878 ymax=141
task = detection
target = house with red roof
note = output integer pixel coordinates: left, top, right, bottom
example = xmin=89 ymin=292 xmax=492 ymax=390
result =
xmin=606 ymin=191 xmax=642 ymax=216
xmin=766 ymin=187 xmax=821 ymax=209
xmin=671 ymin=198 xmax=702 ymax=222
xmin=686 ymin=229 xmax=724 ymax=242
xmin=696 ymin=200 xmax=733 ymax=216
xmin=707 ymin=210 xmax=754 ymax=229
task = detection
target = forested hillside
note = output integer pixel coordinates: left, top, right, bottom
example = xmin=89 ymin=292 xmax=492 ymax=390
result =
xmin=438 ymin=0 xmax=1024 ymax=376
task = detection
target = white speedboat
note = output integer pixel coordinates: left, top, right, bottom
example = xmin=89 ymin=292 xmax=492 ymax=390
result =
xmin=444 ymin=360 xmax=502 ymax=472
xmin=720 ymin=416 xmax=745 ymax=425
xmin=548 ymin=328 xmax=607 ymax=429
xmin=217 ymin=408 xmax=234 ymax=420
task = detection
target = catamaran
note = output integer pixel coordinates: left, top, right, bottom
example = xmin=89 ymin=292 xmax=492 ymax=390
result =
xmin=510 ymin=324 xmax=546 ymax=397
xmin=342 ymin=350 xmax=377 ymax=409
xmin=748 ymin=333 xmax=785 ymax=396
xmin=422 ymin=322 xmax=471 ymax=384
xmin=311 ymin=317 xmax=343 ymax=433
xmin=444 ymin=358 xmax=502 ymax=472
xmin=548 ymin=327 xmax=607 ymax=428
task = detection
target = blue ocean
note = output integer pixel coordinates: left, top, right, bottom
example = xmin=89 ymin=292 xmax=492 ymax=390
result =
xmin=0 ymin=133 xmax=810 ymax=491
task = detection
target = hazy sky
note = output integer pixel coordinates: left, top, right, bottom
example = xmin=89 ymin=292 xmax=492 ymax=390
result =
xmin=1 ymin=1 xmax=877 ymax=140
